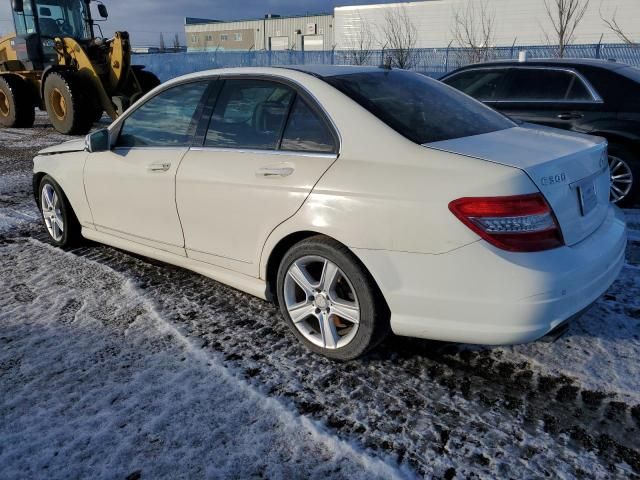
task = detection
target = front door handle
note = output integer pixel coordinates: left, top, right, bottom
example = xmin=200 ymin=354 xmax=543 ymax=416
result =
xmin=147 ymin=162 xmax=171 ymax=172
xmin=557 ymin=112 xmax=583 ymax=120
xmin=256 ymin=166 xmax=294 ymax=177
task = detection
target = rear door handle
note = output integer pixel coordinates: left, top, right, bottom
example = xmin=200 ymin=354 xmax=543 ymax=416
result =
xmin=256 ymin=166 xmax=294 ymax=177
xmin=557 ymin=112 xmax=583 ymax=120
xmin=147 ymin=162 xmax=171 ymax=172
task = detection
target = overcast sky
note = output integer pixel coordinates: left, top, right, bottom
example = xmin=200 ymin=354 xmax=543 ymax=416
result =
xmin=0 ymin=0 xmax=400 ymax=46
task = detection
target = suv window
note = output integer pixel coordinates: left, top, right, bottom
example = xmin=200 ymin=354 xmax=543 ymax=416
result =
xmin=205 ymin=79 xmax=294 ymax=150
xmin=444 ymin=69 xmax=508 ymax=101
xmin=280 ymin=97 xmax=335 ymax=153
xmin=501 ymin=69 xmax=592 ymax=102
xmin=117 ymin=81 xmax=209 ymax=147
xmin=325 ymin=70 xmax=514 ymax=145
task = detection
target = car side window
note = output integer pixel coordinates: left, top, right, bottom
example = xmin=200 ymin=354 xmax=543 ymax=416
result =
xmin=116 ymin=81 xmax=209 ymax=148
xmin=501 ymin=69 xmax=584 ymax=102
xmin=566 ymin=77 xmax=593 ymax=101
xmin=444 ymin=70 xmax=508 ymax=101
xmin=280 ymin=97 xmax=336 ymax=153
xmin=205 ymin=79 xmax=294 ymax=150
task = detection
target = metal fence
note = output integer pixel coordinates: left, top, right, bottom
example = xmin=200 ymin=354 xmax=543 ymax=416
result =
xmin=133 ymin=43 xmax=640 ymax=82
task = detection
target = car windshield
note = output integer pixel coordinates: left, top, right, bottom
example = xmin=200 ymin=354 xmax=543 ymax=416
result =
xmin=324 ymin=70 xmax=515 ymax=144
xmin=13 ymin=0 xmax=92 ymax=39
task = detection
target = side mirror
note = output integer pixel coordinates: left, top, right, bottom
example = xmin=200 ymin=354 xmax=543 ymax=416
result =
xmin=86 ymin=128 xmax=110 ymax=152
xmin=97 ymin=3 xmax=108 ymax=18
xmin=12 ymin=0 xmax=24 ymax=13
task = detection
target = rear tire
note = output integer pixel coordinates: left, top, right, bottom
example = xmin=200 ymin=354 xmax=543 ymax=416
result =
xmin=38 ymin=175 xmax=82 ymax=248
xmin=44 ymin=71 xmax=94 ymax=135
xmin=276 ymin=236 xmax=390 ymax=360
xmin=136 ymin=70 xmax=161 ymax=94
xmin=0 ymin=74 xmax=35 ymax=128
xmin=608 ymin=144 xmax=639 ymax=208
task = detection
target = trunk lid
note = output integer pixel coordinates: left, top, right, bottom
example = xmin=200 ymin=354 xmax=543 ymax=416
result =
xmin=427 ymin=124 xmax=610 ymax=246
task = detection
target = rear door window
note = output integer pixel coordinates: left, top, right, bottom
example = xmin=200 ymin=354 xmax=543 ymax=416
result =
xmin=443 ymin=69 xmax=508 ymax=101
xmin=280 ymin=97 xmax=336 ymax=153
xmin=501 ymin=69 xmax=589 ymax=101
xmin=205 ymin=79 xmax=294 ymax=150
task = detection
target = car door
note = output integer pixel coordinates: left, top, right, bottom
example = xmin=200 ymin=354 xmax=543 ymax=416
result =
xmin=176 ymin=77 xmax=339 ymax=276
xmin=84 ymin=80 xmax=210 ymax=255
xmin=492 ymin=67 xmax=603 ymax=131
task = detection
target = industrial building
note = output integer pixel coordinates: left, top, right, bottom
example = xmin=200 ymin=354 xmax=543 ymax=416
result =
xmin=185 ymin=14 xmax=334 ymax=52
xmin=185 ymin=0 xmax=640 ymax=52
xmin=334 ymin=0 xmax=640 ymax=49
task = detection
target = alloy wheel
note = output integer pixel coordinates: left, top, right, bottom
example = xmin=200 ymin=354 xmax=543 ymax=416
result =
xmin=609 ymin=155 xmax=633 ymax=203
xmin=41 ymin=184 xmax=64 ymax=242
xmin=284 ymin=255 xmax=360 ymax=350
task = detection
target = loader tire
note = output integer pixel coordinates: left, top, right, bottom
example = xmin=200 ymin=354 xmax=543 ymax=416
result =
xmin=44 ymin=71 xmax=94 ymax=135
xmin=136 ymin=70 xmax=161 ymax=94
xmin=0 ymin=75 xmax=35 ymax=128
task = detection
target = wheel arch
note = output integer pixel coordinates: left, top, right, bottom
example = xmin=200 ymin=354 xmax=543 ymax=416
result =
xmin=32 ymin=171 xmax=47 ymax=205
xmin=263 ymin=230 xmax=390 ymax=316
xmin=589 ymin=130 xmax=640 ymax=159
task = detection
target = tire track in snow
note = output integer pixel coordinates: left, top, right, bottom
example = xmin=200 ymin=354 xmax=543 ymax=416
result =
xmin=0 ymin=237 xmax=410 ymax=480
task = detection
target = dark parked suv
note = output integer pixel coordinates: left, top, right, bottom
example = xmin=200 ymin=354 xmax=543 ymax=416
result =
xmin=441 ymin=59 xmax=640 ymax=207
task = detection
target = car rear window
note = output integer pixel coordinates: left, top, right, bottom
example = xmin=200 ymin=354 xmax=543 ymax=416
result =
xmin=324 ymin=70 xmax=514 ymax=144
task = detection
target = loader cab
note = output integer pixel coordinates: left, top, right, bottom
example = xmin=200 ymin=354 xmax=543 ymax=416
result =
xmin=11 ymin=0 xmax=95 ymax=68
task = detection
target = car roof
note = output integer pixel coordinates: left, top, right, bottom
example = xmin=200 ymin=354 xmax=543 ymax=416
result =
xmin=161 ymin=65 xmax=388 ymax=88
xmin=278 ymin=64 xmax=384 ymax=77
xmin=442 ymin=58 xmax=632 ymax=76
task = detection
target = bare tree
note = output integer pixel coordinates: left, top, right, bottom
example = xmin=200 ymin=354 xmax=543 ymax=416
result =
xmin=451 ymin=0 xmax=496 ymax=64
xmin=159 ymin=32 xmax=166 ymax=52
xmin=542 ymin=0 xmax=590 ymax=57
xmin=173 ymin=33 xmax=181 ymax=49
xmin=601 ymin=8 xmax=636 ymax=45
xmin=381 ymin=6 xmax=417 ymax=69
xmin=346 ymin=14 xmax=376 ymax=66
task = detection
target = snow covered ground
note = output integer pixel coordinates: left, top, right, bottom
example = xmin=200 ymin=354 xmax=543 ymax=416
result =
xmin=1 ymin=117 xmax=639 ymax=479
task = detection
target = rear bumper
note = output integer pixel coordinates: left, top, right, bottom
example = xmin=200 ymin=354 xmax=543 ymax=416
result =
xmin=353 ymin=205 xmax=627 ymax=345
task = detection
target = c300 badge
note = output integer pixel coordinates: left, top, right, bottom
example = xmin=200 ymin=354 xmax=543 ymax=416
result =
xmin=540 ymin=173 xmax=567 ymax=186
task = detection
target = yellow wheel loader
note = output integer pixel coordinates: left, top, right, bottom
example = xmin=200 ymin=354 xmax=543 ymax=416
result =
xmin=0 ymin=0 xmax=160 ymax=134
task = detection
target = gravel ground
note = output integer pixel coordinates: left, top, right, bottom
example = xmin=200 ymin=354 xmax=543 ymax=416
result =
xmin=1 ymin=116 xmax=639 ymax=479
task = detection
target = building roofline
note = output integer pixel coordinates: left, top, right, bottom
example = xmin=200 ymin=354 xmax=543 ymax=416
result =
xmin=184 ymin=12 xmax=333 ymax=26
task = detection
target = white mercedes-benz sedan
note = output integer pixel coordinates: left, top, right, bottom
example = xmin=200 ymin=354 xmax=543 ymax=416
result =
xmin=33 ymin=66 xmax=627 ymax=360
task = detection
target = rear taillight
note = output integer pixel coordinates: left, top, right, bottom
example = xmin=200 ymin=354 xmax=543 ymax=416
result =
xmin=448 ymin=193 xmax=564 ymax=252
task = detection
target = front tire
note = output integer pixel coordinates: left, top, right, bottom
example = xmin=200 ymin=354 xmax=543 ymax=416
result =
xmin=38 ymin=175 xmax=82 ymax=247
xmin=44 ymin=71 xmax=94 ymax=135
xmin=276 ymin=236 xmax=390 ymax=360
xmin=608 ymin=144 xmax=638 ymax=208
xmin=0 ymin=74 xmax=35 ymax=128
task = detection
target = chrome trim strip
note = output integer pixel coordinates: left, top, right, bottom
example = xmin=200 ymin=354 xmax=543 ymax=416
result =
xmin=189 ymin=146 xmax=338 ymax=159
xmin=444 ymin=65 xmax=603 ymax=103
xmin=112 ymin=146 xmax=189 ymax=152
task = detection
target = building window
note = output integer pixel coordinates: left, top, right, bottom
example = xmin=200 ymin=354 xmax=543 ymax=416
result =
xmin=234 ymin=32 xmax=242 ymax=41
xmin=191 ymin=35 xmax=197 ymax=43
xmin=206 ymin=34 xmax=213 ymax=41
xmin=220 ymin=33 xmax=228 ymax=41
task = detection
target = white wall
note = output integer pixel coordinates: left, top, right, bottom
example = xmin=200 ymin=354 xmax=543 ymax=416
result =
xmin=335 ymin=0 xmax=640 ymax=49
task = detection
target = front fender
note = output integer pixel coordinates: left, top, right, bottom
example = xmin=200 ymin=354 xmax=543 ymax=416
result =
xmin=33 ymin=151 xmax=93 ymax=227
